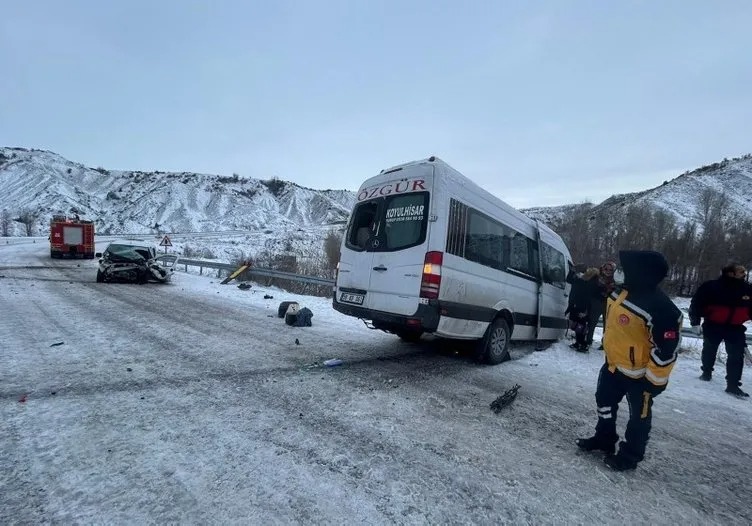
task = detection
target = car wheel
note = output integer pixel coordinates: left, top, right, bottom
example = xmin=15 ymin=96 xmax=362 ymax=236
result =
xmin=477 ymin=317 xmax=511 ymax=365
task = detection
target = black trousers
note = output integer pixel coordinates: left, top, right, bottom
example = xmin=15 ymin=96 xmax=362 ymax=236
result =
xmin=593 ymin=364 xmax=658 ymax=463
xmin=701 ymin=323 xmax=746 ymax=387
xmin=568 ymin=311 xmax=589 ymax=347
xmin=586 ymin=298 xmax=606 ymax=345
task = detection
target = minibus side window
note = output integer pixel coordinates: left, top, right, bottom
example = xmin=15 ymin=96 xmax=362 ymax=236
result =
xmin=465 ymin=209 xmax=505 ymax=270
xmin=529 ymin=239 xmax=540 ymax=280
xmin=541 ymin=242 xmax=567 ymax=288
xmin=446 ymin=199 xmax=468 ymax=258
xmin=508 ymin=232 xmax=535 ymax=276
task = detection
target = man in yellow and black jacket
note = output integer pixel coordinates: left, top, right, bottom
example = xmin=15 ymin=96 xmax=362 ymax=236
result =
xmin=577 ymin=250 xmax=683 ymax=471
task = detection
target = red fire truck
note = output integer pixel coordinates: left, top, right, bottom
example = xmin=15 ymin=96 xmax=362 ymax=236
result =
xmin=49 ymin=215 xmax=95 ymax=258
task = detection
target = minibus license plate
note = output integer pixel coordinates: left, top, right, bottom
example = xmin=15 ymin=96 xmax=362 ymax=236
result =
xmin=340 ymin=292 xmax=364 ymax=305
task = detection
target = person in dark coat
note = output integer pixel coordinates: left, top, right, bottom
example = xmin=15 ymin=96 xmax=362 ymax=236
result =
xmin=566 ymin=266 xmax=600 ymax=351
xmin=689 ymin=262 xmax=752 ymax=398
xmin=577 ymin=250 xmax=682 ymax=471
xmin=584 ymin=261 xmax=617 ymax=349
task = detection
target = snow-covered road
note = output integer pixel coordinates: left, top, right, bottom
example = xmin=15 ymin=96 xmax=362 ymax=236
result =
xmin=1 ymin=239 xmax=751 ymax=524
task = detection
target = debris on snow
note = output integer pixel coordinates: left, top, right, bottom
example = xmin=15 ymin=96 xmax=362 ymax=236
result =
xmin=50 ymin=341 xmax=64 ymax=347
xmin=323 ymin=359 xmax=343 ymax=367
xmin=278 ymin=301 xmax=299 ymax=318
xmin=237 ymin=283 xmax=252 ymax=290
xmin=293 ymin=307 xmax=313 ymax=327
xmin=490 ymin=385 xmax=521 ymax=413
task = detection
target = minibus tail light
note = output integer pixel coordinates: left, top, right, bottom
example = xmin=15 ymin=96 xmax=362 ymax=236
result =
xmin=420 ymin=251 xmax=443 ymax=299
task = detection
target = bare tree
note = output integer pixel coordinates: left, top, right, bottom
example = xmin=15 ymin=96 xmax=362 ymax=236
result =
xmin=729 ymin=219 xmax=752 ymax=271
xmin=548 ymin=202 xmax=604 ymax=265
xmin=323 ymin=230 xmax=342 ymax=272
xmin=1 ymin=208 xmax=11 ymax=237
xmin=663 ymin=222 xmax=697 ymax=295
xmin=528 ymin=186 xmax=752 ymax=296
xmin=692 ymin=189 xmax=729 ymax=285
xmin=698 ymin=188 xmax=729 ymax=229
xmin=16 ymin=208 xmax=39 ymax=237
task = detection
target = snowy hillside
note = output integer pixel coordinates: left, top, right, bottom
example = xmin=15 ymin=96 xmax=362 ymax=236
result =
xmin=4 ymin=147 xmax=752 ymax=263
xmin=524 ymin=154 xmax=752 ymax=228
xmin=617 ymin=155 xmax=752 ymax=225
xmin=521 ymin=203 xmax=593 ymax=226
xmin=0 ymin=147 xmax=356 ymax=237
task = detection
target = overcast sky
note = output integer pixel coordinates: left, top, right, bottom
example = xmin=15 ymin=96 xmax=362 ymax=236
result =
xmin=1 ymin=1 xmax=750 ymax=208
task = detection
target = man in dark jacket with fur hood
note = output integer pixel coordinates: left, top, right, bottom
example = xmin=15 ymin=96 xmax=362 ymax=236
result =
xmin=577 ymin=250 xmax=683 ymax=471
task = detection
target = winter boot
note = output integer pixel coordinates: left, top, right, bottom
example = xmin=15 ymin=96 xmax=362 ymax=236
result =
xmin=725 ymin=385 xmax=750 ymax=398
xmin=575 ymin=344 xmax=590 ymax=353
xmin=576 ymin=436 xmax=616 ymax=456
xmin=699 ymin=372 xmax=712 ymax=381
xmin=603 ymin=453 xmax=638 ymax=471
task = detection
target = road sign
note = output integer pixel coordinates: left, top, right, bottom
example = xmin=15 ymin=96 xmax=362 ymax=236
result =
xmin=159 ymin=235 xmax=172 ymax=247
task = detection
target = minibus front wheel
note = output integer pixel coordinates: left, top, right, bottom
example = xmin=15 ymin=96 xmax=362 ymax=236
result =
xmin=478 ymin=317 xmax=511 ymax=365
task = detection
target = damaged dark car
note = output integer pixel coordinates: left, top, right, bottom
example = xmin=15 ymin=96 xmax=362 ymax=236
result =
xmin=96 ymin=241 xmax=174 ymax=283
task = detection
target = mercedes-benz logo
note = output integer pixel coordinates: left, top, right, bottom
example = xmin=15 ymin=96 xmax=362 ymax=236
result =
xmin=372 ymin=239 xmax=380 ymax=247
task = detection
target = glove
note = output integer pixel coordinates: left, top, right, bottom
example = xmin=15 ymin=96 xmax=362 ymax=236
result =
xmin=688 ymin=325 xmax=702 ymax=336
xmin=641 ymin=379 xmax=665 ymax=397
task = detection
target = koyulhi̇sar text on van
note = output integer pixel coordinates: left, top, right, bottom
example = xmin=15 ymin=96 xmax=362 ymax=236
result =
xmin=333 ymin=157 xmax=572 ymax=364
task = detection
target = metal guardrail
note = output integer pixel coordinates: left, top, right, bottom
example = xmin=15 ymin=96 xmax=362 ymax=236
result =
xmin=593 ymin=321 xmax=752 ymax=343
xmin=176 ymin=257 xmax=336 ymax=288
